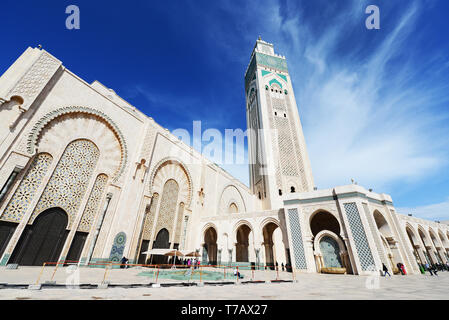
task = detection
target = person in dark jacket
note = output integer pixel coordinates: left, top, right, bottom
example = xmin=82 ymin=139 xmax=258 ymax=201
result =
xmin=120 ymin=256 xmax=129 ymax=269
xmin=382 ymin=263 xmax=391 ymax=277
xmin=432 ymin=264 xmax=439 ymax=276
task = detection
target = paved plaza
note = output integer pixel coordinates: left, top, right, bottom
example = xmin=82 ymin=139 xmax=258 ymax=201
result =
xmin=0 ymin=266 xmax=448 ymax=300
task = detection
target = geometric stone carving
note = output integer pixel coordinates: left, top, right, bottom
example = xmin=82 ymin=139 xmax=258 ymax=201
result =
xmin=29 ymin=139 xmax=99 ymax=229
xmin=1 ymin=153 xmax=53 ymax=223
xmin=343 ymin=202 xmax=376 ymax=271
xmin=77 ymin=174 xmax=108 ymax=233
xmin=142 ymin=193 xmax=159 ymax=241
xmin=26 ymin=106 xmax=127 ymax=182
xmin=287 ymin=208 xmax=307 ymax=269
xmin=7 ymin=51 xmax=61 ymax=104
xmin=153 ymin=179 xmax=179 ymax=240
xmin=150 ymin=159 xmax=191 ymax=206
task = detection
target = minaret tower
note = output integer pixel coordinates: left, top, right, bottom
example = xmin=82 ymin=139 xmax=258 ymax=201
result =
xmin=245 ymin=38 xmax=314 ymax=209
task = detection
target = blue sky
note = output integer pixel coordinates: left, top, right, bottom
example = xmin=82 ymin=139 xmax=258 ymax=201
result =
xmin=1 ymin=0 xmax=449 ymax=220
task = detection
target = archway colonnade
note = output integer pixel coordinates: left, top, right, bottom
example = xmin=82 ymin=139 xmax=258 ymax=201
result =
xmin=402 ymin=220 xmax=449 ymax=268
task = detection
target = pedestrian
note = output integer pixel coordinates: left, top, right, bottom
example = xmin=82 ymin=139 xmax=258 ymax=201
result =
xmin=397 ymin=263 xmax=404 ymax=275
xmin=382 ymin=263 xmax=391 ymax=277
xmin=120 ymin=256 xmax=129 ymax=269
xmin=425 ymin=263 xmax=434 ymax=276
xmin=400 ymin=263 xmax=406 ymax=275
xmin=281 ymin=262 xmax=285 ymax=272
xmin=432 ymin=264 xmax=439 ymax=276
xmin=187 ymin=258 xmax=191 ymax=268
xmin=233 ymin=268 xmax=243 ymax=279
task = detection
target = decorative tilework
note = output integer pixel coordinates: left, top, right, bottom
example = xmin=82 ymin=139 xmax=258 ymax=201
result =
xmin=362 ymin=203 xmax=387 ymax=266
xmin=29 ymin=139 xmax=99 ymax=229
xmin=274 ymin=117 xmax=298 ymax=177
xmin=109 ymin=232 xmax=126 ymax=262
xmin=27 ymin=106 xmax=128 ymax=182
xmin=77 ymin=174 xmax=108 ymax=232
xmin=142 ymin=194 xmax=159 ymax=240
xmin=174 ymin=203 xmax=185 ymax=244
xmin=287 ymin=208 xmax=307 ymax=269
xmin=153 ymin=180 xmax=179 ymax=240
xmin=256 ymin=52 xmax=288 ymax=72
xmin=269 ymin=78 xmax=283 ymax=88
xmin=1 ymin=153 xmax=53 ymax=223
xmin=343 ymin=203 xmax=376 ymax=271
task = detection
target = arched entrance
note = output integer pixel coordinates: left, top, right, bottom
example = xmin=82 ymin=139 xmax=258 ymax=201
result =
xmin=373 ymin=210 xmax=402 ymax=272
xmin=319 ymin=235 xmax=343 ymax=268
xmin=151 ymin=228 xmax=170 ymax=265
xmin=429 ymin=230 xmax=444 ymax=264
xmin=262 ymin=222 xmax=286 ymax=269
xmin=203 ymin=227 xmax=217 ymax=265
xmin=310 ymin=211 xmax=351 ymax=274
xmin=236 ymin=224 xmax=251 ymax=262
xmin=405 ymin=226 xmax=423 ymax=266
xmin=10 ymin=208 xmax=68 ymax=266
xmin=418 ymin=228 xmax=434 ymax=264
xmin=438 ymin=231 xmax=449 ymax=261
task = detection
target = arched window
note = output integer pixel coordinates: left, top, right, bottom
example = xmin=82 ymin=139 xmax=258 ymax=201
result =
xmin=228 ymin=203 xmax=238 ymax=214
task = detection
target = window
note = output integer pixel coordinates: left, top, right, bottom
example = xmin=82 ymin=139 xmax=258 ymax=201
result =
xmin=290 ymin=186 xmax=296 ymax=193
xmin=278 ymin=189 xmax=282 ymax=196
xmin=274 ymin=112 xmax=277 ymax=116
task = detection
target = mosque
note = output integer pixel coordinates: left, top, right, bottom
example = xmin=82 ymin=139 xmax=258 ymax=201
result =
xmin=0 ymin=38 xmax=448 ymax=275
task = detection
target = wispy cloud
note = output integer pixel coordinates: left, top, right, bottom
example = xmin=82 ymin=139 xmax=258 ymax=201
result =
xmin=397 ymin=199 xmax=449 ymax=221
xmin=200 ymin=0 xmax=449 ymax=217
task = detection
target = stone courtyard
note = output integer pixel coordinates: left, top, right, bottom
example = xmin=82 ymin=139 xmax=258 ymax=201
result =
xmin=0 ymin=266 xmax=447 ymax=300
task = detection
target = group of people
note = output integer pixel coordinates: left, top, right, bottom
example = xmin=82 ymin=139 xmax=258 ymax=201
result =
xmin=382 ymin=261 xmax=449 ymax=277
xmin=382 ymin=262 xmax=406 ymax=276
xmin=418 ymin=262 xmax=449 ymax=276
xmin=184 ymin=258 xmax=201 ymax=269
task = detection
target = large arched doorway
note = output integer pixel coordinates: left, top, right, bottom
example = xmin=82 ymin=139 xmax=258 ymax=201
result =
xmin=405 ymin=226 xmax=423 ymax=266
xmin=10 ymin=208 xmax=68 ymax=266
xmin=418 ymin=228 xmax=434 ymax=264
xmin=438 ymin=231 xmax=449 ymax=261
xmin=429 ymin=230 xmax=444 ymax=264
xmin=236 ymin=224 xmax=252 ymax=262
xmin=373 ymin=210 xmax=402 ymax=272
xmin=262 ymin=222 xmax=286 ymax=270
xmin=203 ymin=227 xmax=217 ymax=265
xmin=319 ymin=235 xmax=343 ymax=268
xmin=310 ymin=211 xmax=351 ymax=274
xmin=151 ymin=228 xmax=170 ymax=265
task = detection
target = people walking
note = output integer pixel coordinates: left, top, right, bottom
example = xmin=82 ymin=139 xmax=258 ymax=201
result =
xmin=382 ymin=263 xmax=391 ymax=277
xmin=432 ymin=264 xmax=439 ymax=276
xmin=425 ymin=263 xmax=434 ymax=276
xmin=400 ymin=263 xmax=406 ymax=275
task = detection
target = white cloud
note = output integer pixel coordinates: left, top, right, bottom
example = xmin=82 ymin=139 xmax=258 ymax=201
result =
xmin=397 ymin=199 xmax=449 ymax=222
xmin=245 ymin=0 xmax=449 ymax=192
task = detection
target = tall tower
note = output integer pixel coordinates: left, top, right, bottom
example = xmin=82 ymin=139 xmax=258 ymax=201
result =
xmin=245 ymin=38 xmax=314 ymax=209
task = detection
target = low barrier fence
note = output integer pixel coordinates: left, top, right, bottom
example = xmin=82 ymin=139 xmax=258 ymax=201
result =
xmin=33 ymin=260 xmax=297 ymax=287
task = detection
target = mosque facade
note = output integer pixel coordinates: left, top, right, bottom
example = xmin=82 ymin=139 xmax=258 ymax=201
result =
xmin=0 ymin=39 xmax=447 ymax=275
